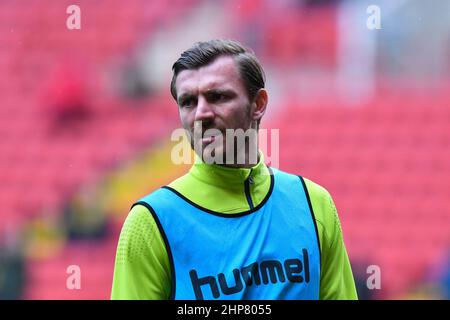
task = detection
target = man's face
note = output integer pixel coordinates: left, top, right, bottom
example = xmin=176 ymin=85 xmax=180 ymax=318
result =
xmin=174 ymin=56 xmax=256 ymax=164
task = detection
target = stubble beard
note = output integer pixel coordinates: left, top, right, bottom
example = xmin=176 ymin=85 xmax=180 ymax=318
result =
xmin=187 ymin=122 xmax=258 ymax=167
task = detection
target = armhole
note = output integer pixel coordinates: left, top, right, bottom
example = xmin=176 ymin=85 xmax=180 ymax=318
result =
xmin=132 ymin=201 xmax=176 ymax=300
xmin=297 ymin=177 xmax=322 ymax=269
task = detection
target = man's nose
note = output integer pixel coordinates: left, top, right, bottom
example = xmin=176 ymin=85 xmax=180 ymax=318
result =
xmin=194 ymin=96 xmax=214 ymax=123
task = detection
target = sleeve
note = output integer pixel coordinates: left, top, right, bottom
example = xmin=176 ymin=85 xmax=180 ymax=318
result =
xmin=111 ymin=204 xmax=171 ymax=300
xmin=304 ymin=178 xmax=358 ymax=300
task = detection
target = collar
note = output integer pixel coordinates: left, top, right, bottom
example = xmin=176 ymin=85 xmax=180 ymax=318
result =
xmin=189 ymin=151 xmax=271 ymax=189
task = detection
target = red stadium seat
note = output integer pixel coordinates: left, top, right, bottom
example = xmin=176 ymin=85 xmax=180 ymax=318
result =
xmin=273 ymin=96 xmax=450 ymax=298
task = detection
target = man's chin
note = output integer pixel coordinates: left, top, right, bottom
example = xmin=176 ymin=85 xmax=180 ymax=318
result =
xmin=201 ymin=146 xmax=225 ymax=165
xmin=191 ymin=138 xmax=225 ymax=164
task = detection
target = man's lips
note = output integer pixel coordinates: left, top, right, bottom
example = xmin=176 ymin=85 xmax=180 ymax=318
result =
xmin=189 ymin=127 xmax=223 ymax=146
xmin=201 ymin=135 xmax=216 ymax=145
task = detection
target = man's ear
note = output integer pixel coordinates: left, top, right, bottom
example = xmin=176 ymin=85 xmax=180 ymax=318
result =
xmin=252 ymin=88 xmax=268 ymax=122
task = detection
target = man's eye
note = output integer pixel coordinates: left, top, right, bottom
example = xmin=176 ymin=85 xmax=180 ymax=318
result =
xmin=209 ymin=93 xmax=227 ymax=102
xmin=180 ymin=99 xmax=195 ymax=108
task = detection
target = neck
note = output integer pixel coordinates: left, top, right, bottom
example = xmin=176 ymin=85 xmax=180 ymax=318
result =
xmin=190 ymin=151 xmax=269 ymax=188
xmin=218 ymin=150 xmax=260 ymax=169
xmin=195 ymin=143 xmax=260 ymax=169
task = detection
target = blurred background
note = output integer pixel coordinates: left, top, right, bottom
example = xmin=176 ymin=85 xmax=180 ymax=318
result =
xmin=0 ymin=0 xmax=449 ymax=300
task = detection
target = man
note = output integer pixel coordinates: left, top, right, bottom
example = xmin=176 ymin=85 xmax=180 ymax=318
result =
xmin=111 ymin=39 xmax=357 ymax=300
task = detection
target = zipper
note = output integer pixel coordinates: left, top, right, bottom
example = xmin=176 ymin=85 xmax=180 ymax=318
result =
xmin=244 ymin=170 xmax=254 ymax=210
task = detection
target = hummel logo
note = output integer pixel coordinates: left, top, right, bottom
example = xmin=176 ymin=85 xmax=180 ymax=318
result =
xmin=189 ymin=248 xmax=310 ymax=300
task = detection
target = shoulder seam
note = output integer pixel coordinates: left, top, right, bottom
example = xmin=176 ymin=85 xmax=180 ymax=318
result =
xmin=133 ymin=201 xmax=176 ymax=300
xmin=302 ymin=178 xmax=335 ymax=250
xmin=298 ymin=176 xmax=322 ymax=269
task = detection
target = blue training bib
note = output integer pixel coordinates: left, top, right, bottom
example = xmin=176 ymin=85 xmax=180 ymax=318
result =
xmin=135 ymin=168 xmax=321 ymax=300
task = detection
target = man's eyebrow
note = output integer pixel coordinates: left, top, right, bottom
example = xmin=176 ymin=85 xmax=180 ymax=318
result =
xmin=177 ymin=89 xmax=236 ymax=103
xmin=204 ymin=88 xmax=236 ymax=96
